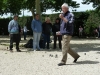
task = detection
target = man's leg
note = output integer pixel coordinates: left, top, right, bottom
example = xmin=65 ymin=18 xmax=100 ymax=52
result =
xmin=33 ymin=32 xmax=37 ymax=50
xmin=37 ymin=33 xmax=41 ymax=50
xmin=61 ymin=35 xmax=71 ymax=64
xmin=58 ymin=35 xmax=71 ymax=66
xmin=58 ymin=35 xmax=62 ymax=49
xmin=24 ymin=32 xmax=27 ymax=40
xmin=53 ymin=35 xmax=57 ymax=49
xmin=14 ymin=34 xmax=21 ymax=52
xmin=9 ymin=34 xmax=13 ymax=50
xmin=16 ymin=41 xmax=19 ymax=50
xmin=47 ymin=35 xmax=50 ymax=49
xmin=68 ymin=47 xmax=80 ymax=60
xmin=99 ymin=31 xmax=100 ymax=37
xmin=42 ymin=34 xmax=46 ymax=49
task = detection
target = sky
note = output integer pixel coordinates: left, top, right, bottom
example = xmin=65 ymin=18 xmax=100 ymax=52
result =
xmin=72 ymin=0 xmax=94 ymax=11
xmin=0 ymin=0 xmax=94 ymax=18
xmin=45 ymin=0 xmax=94 ymax=14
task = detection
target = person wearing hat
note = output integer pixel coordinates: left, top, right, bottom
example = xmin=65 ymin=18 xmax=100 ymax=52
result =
xmin=58 ymin=3 xmax=80 ymax=66
xmin=8 ymin=15 xmax=21 ymax=52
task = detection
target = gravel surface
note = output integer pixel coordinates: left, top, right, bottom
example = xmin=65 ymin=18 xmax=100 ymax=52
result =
xmin=0 ymin=36 xmax=100 ymax=75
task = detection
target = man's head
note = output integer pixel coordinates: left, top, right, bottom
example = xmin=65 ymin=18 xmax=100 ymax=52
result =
xmin=61 ymin=3 xmax=69 ymax=13
xmin=13 ymin=15 xmax=18 ymax=20
xmin=35 ymin=14 xmax=40 ymax=20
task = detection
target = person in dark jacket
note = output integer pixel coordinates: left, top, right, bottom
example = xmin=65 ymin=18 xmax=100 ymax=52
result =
xmin=42 ymin=17 xmax=52 ymax=49
xmin=52 ymin=18 xmax=62 ymax=49
xmin=58 ymin=3 xmax=80 ymax=66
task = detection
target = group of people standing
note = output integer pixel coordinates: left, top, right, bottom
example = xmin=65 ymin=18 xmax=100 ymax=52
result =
xmin=31 ymin=14 xmax=62 ymax=51
xmin=8 ymin=3 xmax=80 ymax=66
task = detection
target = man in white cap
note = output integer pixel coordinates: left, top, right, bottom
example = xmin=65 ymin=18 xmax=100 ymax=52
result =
xmin=58 ymin=3 xmax=80 ymax=66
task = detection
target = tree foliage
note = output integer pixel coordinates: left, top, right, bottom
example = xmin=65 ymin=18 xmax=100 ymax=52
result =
xmin=82 ymin=0 xmax=100 ymax=11
xmin=84 ymin=10 xmax=100 ymax=35
xmin=0 ymin=0 xmax=5 ymax=15
xmin=40 ymin=0 xmax=80 ymax=12
xmin=0 ymin=0 xmax=80 ymax=15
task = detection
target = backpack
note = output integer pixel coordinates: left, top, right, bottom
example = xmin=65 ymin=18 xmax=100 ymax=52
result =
xmin=24 ymin=39 xmax=33 ymax=48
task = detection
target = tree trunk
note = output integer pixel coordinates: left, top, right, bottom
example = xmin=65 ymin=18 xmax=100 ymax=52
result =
xmin=30 ymin=7 xmax=35 ymax=19
xmin=35 ymin=0 xmax=41 ymax=16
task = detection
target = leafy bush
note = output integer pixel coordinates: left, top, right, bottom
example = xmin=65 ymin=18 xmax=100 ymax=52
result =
xmin=84 ymin=11 xmax=100 ymax=36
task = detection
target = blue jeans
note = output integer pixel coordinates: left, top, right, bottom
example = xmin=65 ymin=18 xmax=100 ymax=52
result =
xmin=33 ymin=32 xmax=41 ymax=50
xmin=42 ymin=34 xmax=50 ymax=49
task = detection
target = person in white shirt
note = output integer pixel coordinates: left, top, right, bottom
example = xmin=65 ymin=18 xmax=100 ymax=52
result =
xmin=23 ymin=25 xmax=28 ymax=40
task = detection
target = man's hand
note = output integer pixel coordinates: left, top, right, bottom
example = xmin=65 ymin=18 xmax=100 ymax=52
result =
xmin=59 ymin=14 xmax=68 ymax=23
xmin=56 ymin=31 xmax=61 ymax=35
xmin=59 ymin=14 xmax=63 ymax=19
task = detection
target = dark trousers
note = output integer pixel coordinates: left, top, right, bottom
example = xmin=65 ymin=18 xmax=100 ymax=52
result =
xmin=42 ymin=34 xmax=50 ymax=49
xmin=24 ymin=32 xmax=27 ymax=40
xmin=98 ymin=31 xmax=100 ymax=37
xmin=10 ymin=34 xmax=20 ymax=50
xmin=53 ymin=35 xmax=62 ymax=49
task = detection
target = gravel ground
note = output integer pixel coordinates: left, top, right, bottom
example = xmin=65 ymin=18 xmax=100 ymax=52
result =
xmin=0 ymin=36 xmax=100 ymax=75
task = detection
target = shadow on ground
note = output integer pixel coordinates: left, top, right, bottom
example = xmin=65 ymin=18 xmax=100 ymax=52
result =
xmin=76 ymin=60 xmax=99 ymax=64
xmin=0 ymin=36 xmax=100 ymax=53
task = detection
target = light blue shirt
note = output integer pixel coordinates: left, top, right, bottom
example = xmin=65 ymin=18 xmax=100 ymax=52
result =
xmin=31 ymin=19 xmax=42 ymax=33
xmin=8 ymin=19 xmax=19 ymax=34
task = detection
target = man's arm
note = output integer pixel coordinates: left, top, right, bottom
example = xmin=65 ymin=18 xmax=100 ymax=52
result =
xmin=68 ymin=13 xmax=74 ymax=24
xmin=59 ymin=13 xmax=74 ymax=24
xmin=31 ymin=20 xmax=35 ymax=31
xmin=8 ymin=21 xmax=12 ymax=33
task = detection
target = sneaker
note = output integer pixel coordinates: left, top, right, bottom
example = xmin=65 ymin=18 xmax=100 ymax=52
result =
xmin=34 ymin=49 xmax=36 ymax=51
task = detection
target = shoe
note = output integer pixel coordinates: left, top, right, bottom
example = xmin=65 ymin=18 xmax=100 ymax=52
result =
xmin=73 ymin=56 xmax=80 ymax=63
xmin=58 ymin=63 xmax=66 ymax=66
xmin=17 ymin=50 xmax=21 ymax=52
xmin=10 ymin=50 xmax=13 ymax=52
xmin=34 ymin=49 xmax=36 ymax=51
xmin=10 ymin=48 xmax=13 ymax=50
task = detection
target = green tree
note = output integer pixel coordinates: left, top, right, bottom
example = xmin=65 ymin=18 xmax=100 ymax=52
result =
xmin=84 ymin=10 xmax=100 ymax=35
xmin=82 ymin=0 xmax=100 ymax=11
xmin=0 ymin=0 xmax=24 ymax=15
xmin=39 ymin=0 xmax=80 ymax=13
xmin=0 ymin=0 xmax=5 ymax=15
xmin=0 ymin=0 xmax=80 ymax=17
